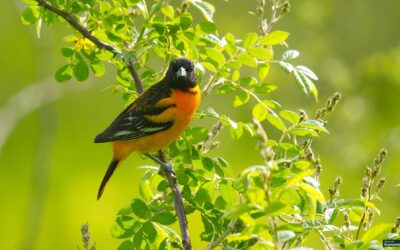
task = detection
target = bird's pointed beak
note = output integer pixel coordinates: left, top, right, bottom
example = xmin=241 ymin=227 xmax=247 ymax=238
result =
xmin=176 ymin=67 xmax=187 ymax=78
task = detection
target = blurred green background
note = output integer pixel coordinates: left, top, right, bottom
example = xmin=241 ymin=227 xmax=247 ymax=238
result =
xmin=1 ymin=0 xmax=400 ymax=249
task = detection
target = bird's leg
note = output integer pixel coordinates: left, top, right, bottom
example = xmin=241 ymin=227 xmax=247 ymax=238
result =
xmin=144 ymin=153 xmax=175 ymax=175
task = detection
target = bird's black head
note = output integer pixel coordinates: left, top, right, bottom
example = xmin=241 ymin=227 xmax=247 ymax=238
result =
xmin=166 ymin=58 xmax=197 ymax=91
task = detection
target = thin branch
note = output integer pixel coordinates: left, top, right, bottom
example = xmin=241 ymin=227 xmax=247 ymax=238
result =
xmin=158 ymin=150 xmax=192 ymax=250
xmin=35 ymin=1 xmax=192 ymax=248
xmin=127 ymin=59 xmax=144 ymax=94
xmin=205 ymin=219 xmax=236 ymax=250
xmin=317 ymin=230 xmax=334 ymax=250
xmin=36 ymin=0 xmax=116 ymax=53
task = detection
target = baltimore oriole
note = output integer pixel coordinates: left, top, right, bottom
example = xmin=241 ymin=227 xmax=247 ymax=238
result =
xmin=95 ymin=58 xmax=200 ymax=199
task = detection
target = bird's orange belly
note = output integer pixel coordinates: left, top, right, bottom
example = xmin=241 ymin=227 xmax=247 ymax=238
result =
xmin=113 ymin=87 xmax=200 ymax=159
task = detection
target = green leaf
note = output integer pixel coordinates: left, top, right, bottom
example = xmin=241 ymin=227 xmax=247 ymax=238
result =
xmin=201 ymin=61 xmax=217 ymax=72
xmin=179 ymin=13 xmax=193 ymax=30
xmin=260 ymin=31 xmax=289 ymax=45
xmin=233 ymin=92 xmax=250 ymax=107
xmin=161 ymin=5 xmax=174 ymax=19
xmin=300 ymin=120 xmax=328 ymax=133
xmin=21 ymin=6 xmax=40 ymax=25
xmin=90 ymin=60 xmax=105 ymax=77
xmin=111 ymin=216 xmax=136 ymax=239
xmin=286 ymin=169 xmax=315 ymax=187
xmin=158 ymin=238 xmax=168 ymax=250
xmin=250 ymin=83 xmax=277 ymax=93
xmin=222 ymin=203 xmax=254 ymax=219
xmin=74 ymin=61 xmax=89 ymax=81
xmin=225 ymin=60 xmax=242 ymax=70
xmin=277 ymin=230 xmax=296 ymax=242
xmin=242 ymin=32 xmax=258 ymax=49
xmin=61 ymin=47 xmax=74 ymax=58
xmin=202 ymin=157 xmax=214 ymax=171
xmin=252 ymin=102 xmax=269 ymax=121
xmin=220 ymin=181 xmax=236 ymax=205
xmin=142 ymin=221 xmax=157 ymax=243
xmin=126 ymin=0 xmax=141 ymax=5
xmin=258 ymin=63 xmax=270 ymax=81
xmin=288 ymin=128 xmax=318 ymax=137
xmin=55 ymin=64 xmax=74 ymax=83
xmin=237 ymin=53 xmax=257 ymax=67
xmin=361 ymin=223 xmax=392 ymax=244
xmin=225 ymin=33 xmax=235 ymax=45
xmin=280 ymin=110 xmax=300 ymax=124
xmin=105 ymin=31 xmax=124 ymax=42
xmin=152 ymin=211 xmax=176 ymax=225
xmin=199 ymin=21 xmax=217 ymax=34
xmin=282 ymin=50 xmax=300 ymax=61
xmin=239 ymin=77 xmax=257 ymax=86
xmin=266 ymin=114 xmax=286 ymax=132
xmin=216 ymin=84 xmax=236 ymax=94
xmin=205 ymin=48 xmax=225 ymax=67
xmin=265 ymin=202 xmax=288 ymax=216
xmin=192 ymin=0 xmax=215 ymax=22
xmin=117 ymin=240 xmax=134 ymax=250
xmin=299 ymin=182 xmax=326 ymax=204
xmin=131 ymin=199 xmax=150 ymax=219
xmin=248 ymin=47 xmax=273 ymax=60
xmin=139 ymin=180 xmax=152 ymax=201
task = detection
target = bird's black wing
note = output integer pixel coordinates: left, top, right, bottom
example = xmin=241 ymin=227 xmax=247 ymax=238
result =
xmin=94 ymin=81 xmax=174 ymax=142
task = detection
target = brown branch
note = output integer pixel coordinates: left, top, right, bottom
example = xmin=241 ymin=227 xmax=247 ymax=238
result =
xmin=35 ymin=0 xmax=192 ymax=248
xmin=127 ymin=59 xmax=144 ymax=94
xmin=158 ymin=150 xmax=192 ymax=250
xmin=36 ymin=0 xmax=116 ymax=53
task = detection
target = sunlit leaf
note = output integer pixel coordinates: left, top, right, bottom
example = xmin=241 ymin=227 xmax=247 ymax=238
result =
xmin=90 ymin=60 xmax=105 ymax=77
xmin=266 ymin=114 xmax=286 ymax=132
xmin=242 ymin=32 xmax=258 ymax=49
xmin=248 ymin=47 xmax=273 ymax=60
xmin=192 ymin=0 xmax=215 ymax=22
xmin=280 ymin=110 xmax=300 ymax=124
xmin=222 ymin=203 xmax=254 ymax=219
xmin=252 ymin=102 xmax=269 ymax=121
xmin=258 ymin=63 xmax=270 ymax=81
xmin=260 ymin=31 xmax=289 ymax=45
xmin=361 ymin=223 xmax=392 ymax=244
xmin=233 ymin=92 xmax=250 ymax=107
xmin=237 ymin=53 xmax=257 ymax=67
xmin=205 ymin=48 xmax=225 ymax=66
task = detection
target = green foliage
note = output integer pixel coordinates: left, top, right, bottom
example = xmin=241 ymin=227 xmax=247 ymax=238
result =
xmin=23 ymin=0 xmax=400 ymax=249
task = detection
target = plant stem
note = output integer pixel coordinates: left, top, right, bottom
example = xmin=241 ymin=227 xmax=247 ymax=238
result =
xmin=317 ymin=230 xmax=333 ymax=250
xmin=35 ymin=1 xmax=192 ymax=248
xmin=158 ymin=150 xmax=192 ymax=250
xmin=36 ymin=0 xmax=116 ymax=53
xmin=205 ymin=219 xmax=236 ymax=250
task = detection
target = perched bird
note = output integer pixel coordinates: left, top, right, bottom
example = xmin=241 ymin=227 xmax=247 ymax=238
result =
xmin=95 ymin=58 xmax=200 ymax=199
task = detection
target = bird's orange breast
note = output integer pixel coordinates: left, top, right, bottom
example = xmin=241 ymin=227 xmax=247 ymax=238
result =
xmin=112 ymin=85 xmax=201 ymax=158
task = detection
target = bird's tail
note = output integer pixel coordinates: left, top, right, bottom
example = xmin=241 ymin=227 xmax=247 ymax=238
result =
xmin=97 ymin=158 xmax=120 ymax=200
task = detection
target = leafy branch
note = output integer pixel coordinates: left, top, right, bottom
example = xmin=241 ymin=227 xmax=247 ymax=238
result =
xmin=33 ymin=0 xmax=192 ymax=248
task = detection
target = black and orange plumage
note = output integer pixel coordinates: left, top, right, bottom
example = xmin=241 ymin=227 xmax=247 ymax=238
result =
xmin=95 ymin=58 xmax=201 ymax=199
